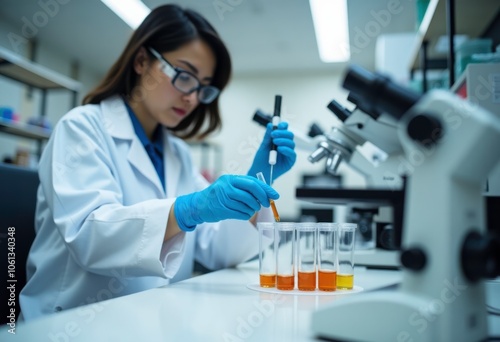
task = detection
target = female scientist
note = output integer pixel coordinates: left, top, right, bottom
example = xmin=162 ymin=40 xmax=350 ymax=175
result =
xmin=19 ymin=4 xmax=296 ymax=320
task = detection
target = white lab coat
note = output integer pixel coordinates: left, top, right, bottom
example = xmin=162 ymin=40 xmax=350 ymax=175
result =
xmin=20 ymin=95 xmax=271 ymax=321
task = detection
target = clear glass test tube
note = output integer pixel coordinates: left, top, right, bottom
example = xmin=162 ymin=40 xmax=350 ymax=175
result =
xmin=258 ymin=222 xmax=276 ymax=288
xmin=275 ymin=222 xmax=295 ymax=290
xmin=297 ymin=223 xmax=317 ymax=291
xmin=317 ymin=223 xmax=338 ymax=291
xmin=337 ymin=223 xmax=357 ymax=290
xmin=256 ymin=172 xmax=280 ymax=222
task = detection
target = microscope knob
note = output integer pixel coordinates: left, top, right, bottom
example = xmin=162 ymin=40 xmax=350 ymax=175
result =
xmin=401 ymin=247 xmax=427 ymax=271
xmin=407 ymin=114 xmax=443 ymax=146
xmin=461 ymin=231 xmax=500 ymax=282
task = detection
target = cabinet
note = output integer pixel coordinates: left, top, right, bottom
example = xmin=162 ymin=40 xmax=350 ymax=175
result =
xmin=407 ymin=0 xmax=500 ymax=91
xmin=0 ymin=46 xmax=81 ymax=159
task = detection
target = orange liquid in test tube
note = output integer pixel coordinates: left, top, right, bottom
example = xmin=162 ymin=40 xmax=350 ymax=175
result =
xmin=318 ymin=270 xmax=337 ymax=291
xmin=259 ymin=274 xmax=276 ymax=288
xmin=277 ymin=275 xmax=294 ymax=290
xmin=269 ymin=200 xmax=280 ymax=222
xmin=298 ymin=271 xmax=316 ymax=291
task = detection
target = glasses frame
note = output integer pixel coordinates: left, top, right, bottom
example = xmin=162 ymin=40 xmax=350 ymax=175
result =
xmin=147 ymin=47 xmax=219 ymax=104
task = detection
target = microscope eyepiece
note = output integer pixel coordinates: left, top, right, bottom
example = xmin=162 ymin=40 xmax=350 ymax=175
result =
xmin=253 ymin=109 xmax=272 ymax=127
xmin=327 ymin=100 xmax=351 ymax=122
xmin=342 ymin=65 xmax=421 ymax=121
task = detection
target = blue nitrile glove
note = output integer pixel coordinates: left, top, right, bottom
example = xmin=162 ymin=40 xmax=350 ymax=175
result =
xmin=174 ymin=174 xmax=279 ymax=231
xmin=247 ymin=121 xmax=296 ymax=184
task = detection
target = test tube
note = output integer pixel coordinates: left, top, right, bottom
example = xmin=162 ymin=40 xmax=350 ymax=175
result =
xmin=258 ymin=222 xmax=276 ymax=288
xmin=256 ymin=172 xmax=280 ymax=222
xmin=296 ymin=223 xmax=317 ymax=291
xmin=317 ymin=223 xmax=338 ymax=291
xmin=275 ymin=222 xmax=295 ymax=290
xmin=337 ymin=223 xmax=357 ymax=290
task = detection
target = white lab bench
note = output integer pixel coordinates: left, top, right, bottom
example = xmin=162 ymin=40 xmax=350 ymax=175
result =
xmin=0 ymin=261 xmax=498 ymax=341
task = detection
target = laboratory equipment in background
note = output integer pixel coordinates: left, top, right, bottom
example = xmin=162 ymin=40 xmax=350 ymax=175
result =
xmin=254 ymin=103 xmax=404 ymax=268
xmin=311 ymin=64 xmax=500 ymax=342
xmin=295 ymin=93 xmax=406 ymax=267
xmin=305 ymin=94 xmax=405 ymax=252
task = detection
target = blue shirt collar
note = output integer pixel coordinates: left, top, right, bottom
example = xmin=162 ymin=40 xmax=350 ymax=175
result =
xmin=124 ymin=100 xmax=163 ymax=155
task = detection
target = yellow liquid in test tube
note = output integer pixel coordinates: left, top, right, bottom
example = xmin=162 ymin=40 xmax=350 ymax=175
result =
xmin=337 ymin=274 xmax=354 ymax=290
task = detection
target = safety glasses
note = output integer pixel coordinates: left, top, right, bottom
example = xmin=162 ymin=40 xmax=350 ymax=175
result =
xmin=147 ymin=47 xmax=220 ymax=104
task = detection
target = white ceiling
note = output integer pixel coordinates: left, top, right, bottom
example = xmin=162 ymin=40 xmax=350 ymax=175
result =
xmin=0 ymin=0 xmax=418 ymax=77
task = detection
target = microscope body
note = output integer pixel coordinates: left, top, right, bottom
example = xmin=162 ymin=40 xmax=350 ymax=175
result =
xmin=308 ymin=102 xmax=406 ymax=254
xmin=311 ymin=76 xmax=500 ymax=341
xmin=309 ymin=106 xmax=403 ymax=189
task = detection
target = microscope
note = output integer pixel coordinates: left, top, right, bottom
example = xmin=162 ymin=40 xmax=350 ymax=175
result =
xmin=288 ymin=83 xmax=412 ymax=267
xmin=254 ymin=96 xmax=406 ymax=267
xmin=305 ymin=92 xmax=406 ymax=260
xmin=310 ymin=65 xmax=500 ymax=341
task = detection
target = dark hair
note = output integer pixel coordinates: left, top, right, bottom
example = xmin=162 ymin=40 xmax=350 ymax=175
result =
xmin=83 ymin=4 xmax=231 ymax=140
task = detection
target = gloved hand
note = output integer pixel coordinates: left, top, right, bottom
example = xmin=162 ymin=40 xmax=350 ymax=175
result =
xmin=247 ymin=121 xmax=296 ymax=184
xmin=174 ymin=174 xmax=279 ymax=231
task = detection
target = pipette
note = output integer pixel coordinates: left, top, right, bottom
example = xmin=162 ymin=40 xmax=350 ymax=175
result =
xmin=256 ymin=172 xmax=280 ymax=222
xmin=268 ymin=95 xmax=282 ymax=185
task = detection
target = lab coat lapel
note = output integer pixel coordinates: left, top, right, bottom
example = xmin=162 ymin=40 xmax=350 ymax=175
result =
xmin=101 ymin=96 xmax=165 ymax=196
xmin=163 ymin=130 xmax=181 ymax=197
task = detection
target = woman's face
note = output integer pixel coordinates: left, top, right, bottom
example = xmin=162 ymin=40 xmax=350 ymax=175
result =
xmin=130 ymin=38 xmax=216 ymax=137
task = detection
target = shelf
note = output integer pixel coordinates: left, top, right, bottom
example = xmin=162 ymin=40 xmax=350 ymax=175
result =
xmin=0 ymin=46 xmax=81 ymax=91
xmin=408 ymin=0 xmax=500 ymax=70
xmin=0 ymin=119 xmax=51 ymax=140
xmin=295 ymin=187 xmax=404 ymax=207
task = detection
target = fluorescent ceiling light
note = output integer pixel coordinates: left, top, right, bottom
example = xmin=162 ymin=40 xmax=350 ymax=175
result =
xmin=309 ymin=0 xmax=350 ymax=63
xmin=101 ymin=0 xmax=151 ymax=29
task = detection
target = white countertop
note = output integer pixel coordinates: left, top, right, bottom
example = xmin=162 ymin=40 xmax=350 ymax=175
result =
xmin=0 ymin=261 xmax=402 ymax=342
xmin=2 ymin=262 xmax=498 ymax=342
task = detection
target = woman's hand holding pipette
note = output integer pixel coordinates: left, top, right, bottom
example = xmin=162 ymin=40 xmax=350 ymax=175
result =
xmin=247 ymin=122 xmax=296 ymax=185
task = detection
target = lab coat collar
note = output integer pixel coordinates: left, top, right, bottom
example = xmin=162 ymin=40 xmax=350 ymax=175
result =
xmin=163 ymin=127 xmax=181 ymax=198
xmin=100 ymin=96 xmax=181 ymax=197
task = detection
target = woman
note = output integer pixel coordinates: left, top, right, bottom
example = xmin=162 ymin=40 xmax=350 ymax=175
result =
xmin=19 ymin=4 xmax=295 ymax=320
